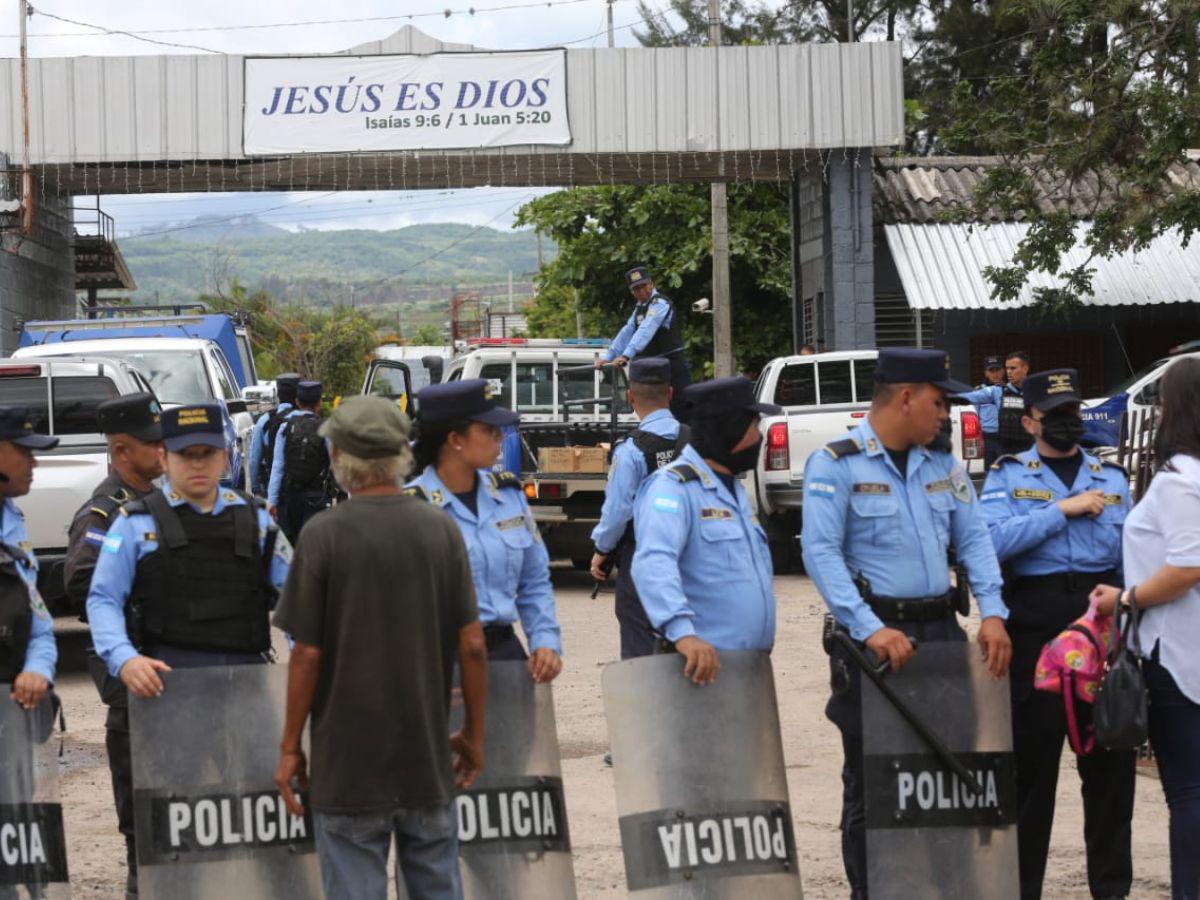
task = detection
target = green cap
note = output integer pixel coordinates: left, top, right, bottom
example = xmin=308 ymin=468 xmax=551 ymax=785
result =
xmin=319 ymin=395 xmax=411 ymax=459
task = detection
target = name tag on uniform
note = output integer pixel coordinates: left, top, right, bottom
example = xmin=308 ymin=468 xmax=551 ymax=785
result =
xmin=924 ymin=479 xmax=951 ymax=494
xmin=1103 ymin=494 xmax=1123 ymax=506
xmin=852 ymin=483 xmax=891 ymax=495
xmin=1013 ymin=488 xmax=1053 ymax=501
xmin=700 ymin=508 xmax=734 ymax=520
xmin=1002 ymin=396 xmax=1024 ymax=409
xmin=495 ymin=516 xmax=526 ymax=531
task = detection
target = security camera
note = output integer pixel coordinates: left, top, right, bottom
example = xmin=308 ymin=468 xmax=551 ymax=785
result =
xmin=692 ymin=297 xmax=712 ymax=313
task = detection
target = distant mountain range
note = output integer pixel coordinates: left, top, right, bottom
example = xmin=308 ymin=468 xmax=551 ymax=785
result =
xmin=117 ymin=217 xmax=551 ymax=308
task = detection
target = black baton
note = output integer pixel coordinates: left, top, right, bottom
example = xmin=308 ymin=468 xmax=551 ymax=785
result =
xmin=832 ymin=630 xmax=984 ymax=796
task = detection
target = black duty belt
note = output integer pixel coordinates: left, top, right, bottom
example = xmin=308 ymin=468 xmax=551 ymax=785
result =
xmin=1008 ymin=570 xmax=1119 ymax=595
xmin=482 ymin=624 xmax=516 ymax=649
xmin=866 ymin=590 xmax=956 ymax=623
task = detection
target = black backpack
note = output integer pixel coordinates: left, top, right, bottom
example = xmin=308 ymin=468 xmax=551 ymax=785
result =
xmin=282 ymin=415 xmax=330 ymax=490
xmin=257 ymin=407 xmax=291 ymax=486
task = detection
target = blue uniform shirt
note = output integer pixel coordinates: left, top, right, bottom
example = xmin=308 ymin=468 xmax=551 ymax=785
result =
xmin=86 ymin=485 xmax=292 ymax=677
xmin=267 ymin=408 xmax=315 ymax=508
xmin=590 ymin=408 xmax=681 ymax=554
xmin=801 ymin=419 xmax=1007 ymax=642
xmin=2 ymin=499 xmax=55 ymax=682
xmin=407 ymin=466 xmax=562 ymax=653
xmin=604 ymin=291 xmax=675 ymax=362
xmin=248 ymin=403 xmax=293 ymax=495
xmin=959 ymin=383 xmax=1022 ymax=436
xmin=980 ymin=447 xmax=1129 ymax=576
xmin=631 ymin=445 xmax=775 ymax=650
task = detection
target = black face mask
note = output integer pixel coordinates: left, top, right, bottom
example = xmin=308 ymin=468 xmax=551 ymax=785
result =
xmin=1039 ymin=411 xmax=1084 ymax=452
xmin=691 ymin=410 xmax=760 ymax=475
xmin=725 ymin=438 xmax=764 ymax=475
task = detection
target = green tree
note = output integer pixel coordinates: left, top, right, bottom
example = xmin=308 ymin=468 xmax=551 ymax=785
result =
xmin=943 ymin=0 xmax=1200 ymax=312
xmin=408 ymin=323 xmax=447 ymax=345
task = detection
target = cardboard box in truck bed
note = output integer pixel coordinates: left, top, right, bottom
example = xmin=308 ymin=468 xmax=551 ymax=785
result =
xmin=538 ymin=446 xmax=607 ymax=473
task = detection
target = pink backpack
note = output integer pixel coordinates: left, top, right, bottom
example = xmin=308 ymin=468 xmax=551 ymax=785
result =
xmin=1034 ymin=599 xmax=1117 ymax=755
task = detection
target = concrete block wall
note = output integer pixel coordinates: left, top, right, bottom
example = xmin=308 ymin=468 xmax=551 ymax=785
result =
xmin=0 ymin=186 xmax=76 ymax=355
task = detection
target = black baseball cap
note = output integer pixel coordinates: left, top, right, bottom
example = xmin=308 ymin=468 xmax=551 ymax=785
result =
xmin=625 ymin=266 xmax=651 ymax=290
xmin=276 ymin=373 xmax=301 ymax=404
xmin=1023 ymin=369 xmax=1082 ymax=413
xmin=0 ymin=406 xmax=57 ymax=450
xmin=629 ymin=357 xmax=671 ymax=385
xmin=161 ymin=403 xmax=226 ymax=452
xmin=875 ymin=348 xmax=971 ymax=394
xmin=417 ymin=379 xmax=520 ymax=427
xmin=984 ymin=356 xmax=1003 ymax=370
xmin=97 ymin=392 xmax=163 ymax=442
xmin=682 ymin=376 xmax=782 ymax=420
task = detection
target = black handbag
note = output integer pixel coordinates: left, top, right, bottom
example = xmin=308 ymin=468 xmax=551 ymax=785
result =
xmin=1094 ymin=597 xmax=1149 ymax=751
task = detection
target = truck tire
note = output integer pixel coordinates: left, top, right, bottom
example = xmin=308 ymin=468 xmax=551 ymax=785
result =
xmin=765 ymin=512 xmax=802 ymax=575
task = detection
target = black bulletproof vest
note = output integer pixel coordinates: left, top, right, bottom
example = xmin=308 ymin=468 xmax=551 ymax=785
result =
xmin=0 ymin=543 xmax=32 ymax=684
xmin=620 ymin=424 xmax=691 ymax=544
xmin=128 ymin=492 xmax=270 ymax=654
xmin=633 ymin=294 xmax=684 ymax=359
xmin=257 ymin=407 xmax=290 ymax=485
xmin=282 ymin=414 xmax=330 ymax=490
xmin=997 ymin=386 xmax=1027 ymax=442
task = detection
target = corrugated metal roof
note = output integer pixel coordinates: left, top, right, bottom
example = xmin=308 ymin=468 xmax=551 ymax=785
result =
xmin=885 ymin=222 xmax=1200 ymax=310
xmin=0 ymin=28 xmax=904 ymax=173
xmin=875 ymin=156 xmax=1200 ymax=225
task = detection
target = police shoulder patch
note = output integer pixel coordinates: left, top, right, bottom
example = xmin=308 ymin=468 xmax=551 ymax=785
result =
xmin=989 ymin=454 xmax=1024 ymax=471
xmin=1101 ymin=460 xmax=1128 ymax=475
xmin=489 ymin=471 xmax=523 ymax=491
xmin=88 ymin=505 xmax=111 ymax=520
xmin=823 ymin=438 xmax=862 ymax=460
xmin=402 ymin=485 xmax=430 ymax=502
xmin=667 ymin=464 xmax=702 ymax=484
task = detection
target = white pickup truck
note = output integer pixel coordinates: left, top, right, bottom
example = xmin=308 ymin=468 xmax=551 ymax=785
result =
xmin=749 ymin=350 xmax=987 ymax=570
xmin=0 ymin=356 xmax=158 ymax=612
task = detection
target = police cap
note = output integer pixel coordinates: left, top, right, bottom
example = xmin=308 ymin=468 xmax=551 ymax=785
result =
xmin=320 ymin=395 xmax=411 ymax=459
xmin=96 ymin=392 xmax=163 ymax=442
xmin=1023 ymin=368 xmax=1081 ymax=413
xmin=629 ymin=357 xmax=671 ymax=385
xmin=682 ymin=376 xmax=782 ymax=420
xmin=296 ymin=380 xmax=323 ymax=404
xmin=984 ymin=356 xmax=1003 ymax=370
xmin=275 ymin=373 xmax=301 ymax=404
xmin=625 ymin=266 xmax=651 ymax=290
xmin=417 ymin=379 xmax=520 ymax=427
xmin=0 ymin=406 xmax=57 ymax=450
xmin=875 ymin=348 xmax=971 ymax=394
xmin=161 ymin=403 xmax=226 ymax=452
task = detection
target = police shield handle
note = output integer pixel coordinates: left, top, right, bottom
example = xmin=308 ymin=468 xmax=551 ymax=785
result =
xmin=120 ymin=655 xmax=172 ymax=698
xmin=1059 ymin=489 xmax=1107 ymax=518
xmin=676 ymin=635 xmax=720 ymax=685
xmin=864 ymin=627 xmax=915 ymax=672
xmin=9 ymin=670 xmax=48 ymax=709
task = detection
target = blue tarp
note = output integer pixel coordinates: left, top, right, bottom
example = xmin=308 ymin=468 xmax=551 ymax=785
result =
xmin=19 ymin=315 xmax=251 ymax=388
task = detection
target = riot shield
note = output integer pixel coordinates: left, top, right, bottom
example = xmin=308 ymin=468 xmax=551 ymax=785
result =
xmin=450 ymin=660 xmax=576 ymax=900
xmin=129 ymin=665 xmax=320 ymax=900
xmin=602 ymin=651 xmax=802 ymax=898
xmin=862 ymin=641 xmax=1018 ymax=899
xmin=0 ymin=691 xmax=69 ymax=898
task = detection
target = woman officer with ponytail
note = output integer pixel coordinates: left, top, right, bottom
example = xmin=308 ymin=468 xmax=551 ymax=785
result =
xmin=406 ymin=380 xmax=563 ymax=683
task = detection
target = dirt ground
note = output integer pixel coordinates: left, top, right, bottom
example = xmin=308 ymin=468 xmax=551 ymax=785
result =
xmin=52 ymin=567 xmax=1172 ymax=898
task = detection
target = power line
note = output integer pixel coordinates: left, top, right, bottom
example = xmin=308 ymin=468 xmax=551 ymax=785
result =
xmin=29 ymin=8 xmax=223 ymax=53
xmin=120 ymin=191 xmax=340 ymax=239
xmin=13 ymin=0 xmax=620 ymax=41
xmin=382 ymin=196 xmax=534 ymax=280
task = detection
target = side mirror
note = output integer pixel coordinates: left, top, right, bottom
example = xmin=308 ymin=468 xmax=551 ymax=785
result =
xmin=1135 ymin=382 xmax=1160 ymax=407
xmin=422 ymin=355 xmax=444 ymax=383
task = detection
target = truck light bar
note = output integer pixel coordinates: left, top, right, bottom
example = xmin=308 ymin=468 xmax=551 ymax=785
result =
xmin=467 ymin=338 xmax=609 ymax=348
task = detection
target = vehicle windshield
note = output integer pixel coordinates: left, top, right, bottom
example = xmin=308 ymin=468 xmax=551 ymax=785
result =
xmin=92 ymin=350 xmax=212 ymax=405
xmin=1106 ymin=358 xmax=1168 ymax=398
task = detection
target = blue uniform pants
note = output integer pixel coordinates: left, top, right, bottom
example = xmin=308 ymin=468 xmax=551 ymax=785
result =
xmin=1144 ymin=652 xmax=1200 ymax=900
xmin=614 ymin=541 xmax=657 ymax=660
xmin=314 ymin=802 xmax=462 ymax=900
xmin=825 ymin=616 xmax=966 ymax=900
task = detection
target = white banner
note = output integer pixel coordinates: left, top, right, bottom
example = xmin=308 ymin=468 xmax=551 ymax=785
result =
xmin=243 ymin=51 xmax=570 ymax=155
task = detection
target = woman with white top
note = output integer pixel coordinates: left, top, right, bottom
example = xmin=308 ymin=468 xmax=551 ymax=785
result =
xmin=1093 ymin=357 xmax=1200 ymax=900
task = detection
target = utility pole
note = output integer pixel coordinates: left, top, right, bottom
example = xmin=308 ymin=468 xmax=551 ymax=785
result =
xmin=846 ymin=0 xmax=855 ymax=42
xmin=606 ymin=0 xmax=614 ymax=48
xmin=18 ymin=0 xmax=33 ymax=235
xmin=709 ymin=0 xmax=734 ymax=377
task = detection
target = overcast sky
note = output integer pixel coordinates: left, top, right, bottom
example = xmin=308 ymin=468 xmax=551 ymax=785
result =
xmin=2 ymin=0 xmax=698 ymax=236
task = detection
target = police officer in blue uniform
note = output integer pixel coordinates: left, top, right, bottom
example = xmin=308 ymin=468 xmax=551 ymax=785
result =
xmin=87 ymin=403 xmax=291 ymax=699
xmin=63 ymin=393 xmax=163 ymax=896
xmin=268 ymin=380 xmax=331 ymax=545
xmin=980 ymin=368 xmax=1134 ymax=900
xmin=801 ymin=348 xmax=1011 ymax=899
xmin=0 ymin=407 xmax=57 ymax=710
xmin=962 ymin=350 xmax=1033 ymax=460
xmin=248 ymin=373 xmax=300 ymax=496
xmin=595 ymin=266 xmax=692 ymax=418
xmin=589 ymin=358 xmax=690 ymax=659
xmin=969 ymin=356 xmax=1005 ymax=466
xmin=631 ymin=376 xmax=780 ymax=684
xmin=408 ymin=380 xmax=563 ymax=681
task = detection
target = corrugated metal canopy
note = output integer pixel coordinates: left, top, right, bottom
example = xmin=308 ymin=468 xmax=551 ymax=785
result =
xmin=885 ymin=222 xmax=1200 ymax=310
